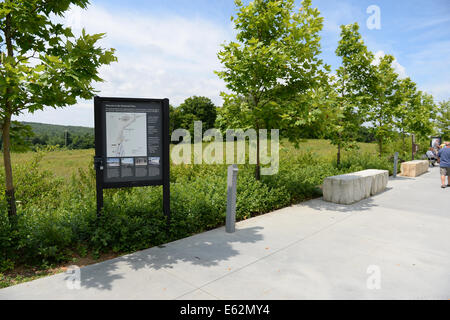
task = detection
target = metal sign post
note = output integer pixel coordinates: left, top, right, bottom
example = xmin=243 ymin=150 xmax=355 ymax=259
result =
xmin=393 ymin=152 xmax=399 ymax=178
xmin=94 ymin=97 xmax=170 ymax=227
xmin=226 ymin=165 xmax=238 ymax=234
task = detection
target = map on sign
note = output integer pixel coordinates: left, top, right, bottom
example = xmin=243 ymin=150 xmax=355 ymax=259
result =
xmin=106 ymin=112 xmax=147 ymax=157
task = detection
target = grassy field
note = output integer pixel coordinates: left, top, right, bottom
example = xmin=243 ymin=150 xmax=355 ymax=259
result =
xmin=0 ymin=139 xmax=378 ymax=179
xmin=0 ymin=149 xmax=94 ymax=179
xmin=279 ymin=139 xmax=378 ymax=160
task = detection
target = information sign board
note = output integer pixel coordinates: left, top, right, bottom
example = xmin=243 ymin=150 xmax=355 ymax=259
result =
xmin=94 ymin=97 xmax=170 ymax=220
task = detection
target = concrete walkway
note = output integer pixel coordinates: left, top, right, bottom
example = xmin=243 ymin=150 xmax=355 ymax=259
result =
xmin=1 ymin=166 xmax=449 ymax=300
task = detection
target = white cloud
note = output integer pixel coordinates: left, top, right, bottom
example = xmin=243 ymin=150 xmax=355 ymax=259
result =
xmin=16 ymin=102 xmax=95 ymax=127
xmin=420 ymin=83 xmax=450 ymax=104
xmin=14 ymin=4 xmax=233 ymax=126
xmin=373 ymin=50 xmax=407 ymax=79
xmin=70 ymin=5 xmax=233 ymax=105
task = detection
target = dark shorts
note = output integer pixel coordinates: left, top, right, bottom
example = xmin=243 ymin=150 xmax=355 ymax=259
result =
xmin=441 ymin=167 xmax=449 ymax=176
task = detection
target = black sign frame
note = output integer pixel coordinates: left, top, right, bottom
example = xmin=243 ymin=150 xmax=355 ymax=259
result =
xmin=94 ymin=96 xmax=170 ymax=224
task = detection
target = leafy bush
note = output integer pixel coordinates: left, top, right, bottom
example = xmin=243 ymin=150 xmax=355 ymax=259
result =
xmin=263 ymin=152 xmax=339 ymax=202
xmin=338 ymin=153 xmax=394 ymax=175
xmin=0 ymin=207 xmax=14 ymax=272
xmin=92 ymin=188 xmax=167 ymax=253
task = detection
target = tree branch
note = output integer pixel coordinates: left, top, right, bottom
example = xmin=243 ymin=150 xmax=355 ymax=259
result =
xmin=14 ymin=50 xmax=38 ymax=66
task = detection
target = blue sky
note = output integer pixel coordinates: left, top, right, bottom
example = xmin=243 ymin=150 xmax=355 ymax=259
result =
xmin=15 ymin=0 xmax=450 ymax=127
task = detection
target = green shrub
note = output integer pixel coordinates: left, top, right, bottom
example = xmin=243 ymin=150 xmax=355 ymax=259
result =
xmin=0 ymin=207 xmax=14 ymax=272
xmin=339 ymin=153 xmax=394 ymax=175
xmin=92 ymin=188 xmax=167 ymax=253
xmin=263 ymin=152 xmax=339 ymax=202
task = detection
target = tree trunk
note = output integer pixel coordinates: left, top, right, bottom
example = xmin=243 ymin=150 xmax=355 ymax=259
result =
xmin=337 ymin=143 xmax=341 ymax=167
xmin=255 ymin=124 xmax=261 ymax=181
xmin=3 ymin=12 xmax=17 ymax=217
xmin=2 ymin=116 xmax=17 ymax=217
xmin=402 ymin=131 xmax=406 ymax=153
xmin=252 ymin=96 xmax=261 ymax=181
xmin=378 ymin=138 xmax=383 ymax=158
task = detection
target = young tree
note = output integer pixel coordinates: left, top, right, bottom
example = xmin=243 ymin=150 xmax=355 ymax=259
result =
xmin=393 ymin=78 xmax=437 ymax=157
xmin=330 ymin=23 xmax=373 ymax=166
xmin=325 ymin=79 xmax=360 ymax=166
xmin=215 ymin=94 xmax=254 ymax=133
xmin=169 ymin=104 xmax=182 ymax=138
xmin=177 ymin=96 xmax=217 ymax=137
xmin=394 ymin=77 xmax=419 ymax=150
xmin=217 ymin=89 xmax=329 ymax=142
xmin=216 ymin=0 xmax=328 ymax=180
xmin=0 ymin=0 xmax=117 ymax=217
xmin=366 ymin=54 xmax=399 ymax=157
xmin=278 ymin=88 xmax=330 ymax=141
xmin=415 ymin=92 xmax=437 ymax=137
xmin=436 ymin=100 xmax=450 ymax=140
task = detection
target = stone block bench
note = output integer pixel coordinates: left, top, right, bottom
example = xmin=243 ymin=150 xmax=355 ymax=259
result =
xmin=400 ymin=160 xmax=429 ymax=177
xmin=323 ymin=169 xmax=389 ymax=205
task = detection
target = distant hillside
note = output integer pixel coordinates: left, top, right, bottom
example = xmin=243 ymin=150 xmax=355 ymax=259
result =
xmin=22 ymin=122 xmax=94 ymax=136
xmin=18 ymin=122 xmax=95 ymax=150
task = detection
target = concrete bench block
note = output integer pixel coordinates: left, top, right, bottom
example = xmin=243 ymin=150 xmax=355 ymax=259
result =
xmin=400 ymin=160 xmax=429 ymax=177
xmin=353 ymin=169 xmax=389 ymax=196
xmin=323 ymin=173 xmax=372 ymax=205
xmin=323 ymin=169 xmax=389 ymax=205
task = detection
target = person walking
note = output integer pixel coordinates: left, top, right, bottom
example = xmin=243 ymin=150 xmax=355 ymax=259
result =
xmin=438 ymin=142 xmax=450 ymax=189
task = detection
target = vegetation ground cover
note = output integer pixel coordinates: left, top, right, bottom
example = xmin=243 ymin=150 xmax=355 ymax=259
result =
xmin=0 ymin=140 xmax=396 ymax=288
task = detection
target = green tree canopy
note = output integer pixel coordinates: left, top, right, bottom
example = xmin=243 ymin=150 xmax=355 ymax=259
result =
xmin=216 ymin=0 xmax=329 ymax=179
xmin=436 ymin=100 xmax=450 ymax=140
xmin=329 ymin=23 xmax=373 ymax=165
xmin=365 ymin=54 xmax=400 ymax=156
xmin=0 ymin=0 xmax=117 ymax=217
xmin=176 ymin=96 xmax=217 ymax=137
